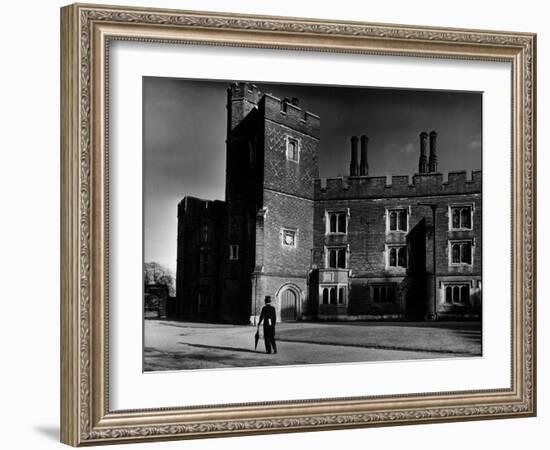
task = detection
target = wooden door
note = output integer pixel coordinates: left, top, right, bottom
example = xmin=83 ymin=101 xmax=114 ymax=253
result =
xmin=281 ymin=288 xmax=297 ymax=321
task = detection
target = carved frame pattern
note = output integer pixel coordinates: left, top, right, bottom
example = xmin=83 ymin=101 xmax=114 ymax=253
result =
xmin=60 ymin=3 xmax=536 ymax=446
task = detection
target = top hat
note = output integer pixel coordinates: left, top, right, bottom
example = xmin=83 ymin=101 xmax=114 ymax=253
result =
xmin=264 ymin=296 xmax=272 ymax=303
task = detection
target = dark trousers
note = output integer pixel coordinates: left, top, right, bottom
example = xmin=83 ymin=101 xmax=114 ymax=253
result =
xmin=264 ymin=326 xmax=277 ymax=354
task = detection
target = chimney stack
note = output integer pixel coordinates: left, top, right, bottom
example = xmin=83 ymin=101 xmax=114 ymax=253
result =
xmin=350 ymin=136 xmax=359 ymax=176
xmin=418 ymin=131 xmax=428 ymax=174
xmin=429 ymin=130 xmax=438 ymax=173
xmin=360 ymin=135 xmax=369 ymax=176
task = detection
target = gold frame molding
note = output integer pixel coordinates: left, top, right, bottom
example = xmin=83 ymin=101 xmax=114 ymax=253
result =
xmin=60 ymin=3 xmax=537 ymax=446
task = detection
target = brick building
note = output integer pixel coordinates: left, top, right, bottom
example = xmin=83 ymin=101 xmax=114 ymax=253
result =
xmin=176 ymin=82 xmax=482 ymax=324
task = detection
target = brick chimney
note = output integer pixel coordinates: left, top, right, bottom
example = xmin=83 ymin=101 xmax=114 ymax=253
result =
xmin=360 ymin=135 xmax=369 ymax=176
xmin=418 ymin=131 xmax=428 ymax=174
xmin=349 ymin=136 xmax=359 ymax=176
xmin=429 ymin=130 xmax=438 ymax=173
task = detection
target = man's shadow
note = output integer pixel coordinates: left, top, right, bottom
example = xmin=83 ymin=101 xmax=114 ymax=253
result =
xmin=185 ymin=343 xmax=260 ymax=354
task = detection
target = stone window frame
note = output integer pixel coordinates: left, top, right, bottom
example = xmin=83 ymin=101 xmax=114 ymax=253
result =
xmin=370 ymin=283 xmax=397 ymax=303
xmin=285 ymin=135 xmax=301 ymax=163
xmin=443 ymin=282 xmax=471 ymax=305
xmin=324 ymin=245 xmax=348 ymax=269
xmin=448 ymin=203 xmax=475 ymax=231
xmin=385 ymin=206 xmax=410 ymax=233
xmin=281 ymin=227 xmax=298 ymax=248
xmin=319 ymin=284 xmax=347 ymax=306
xmin=325 ymin=208 xmax=350 ymax=235
xmin=229 ymin=244 xmax=239 ymax=261
xmin=200 ymin=220 xmax=210 ymax=243
xmin=448 ymin=239 xmax=475 ymax=266
xmin=385 ymin=244 xmax=408 ymax=269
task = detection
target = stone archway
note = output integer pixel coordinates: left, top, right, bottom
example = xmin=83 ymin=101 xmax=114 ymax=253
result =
xmin=276 ymin=284 xmax=302 ymax=322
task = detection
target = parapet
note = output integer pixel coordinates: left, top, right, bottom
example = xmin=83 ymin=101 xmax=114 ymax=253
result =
xmin=314 ymin=170 xmax=482 ymax=200
xmin=178 ymin=196 xmax=226 ymax=217
xmin=228 ymin=82 xmax=263 ymax=105
xmin=260 ymin=94 xmax=320 ymax=139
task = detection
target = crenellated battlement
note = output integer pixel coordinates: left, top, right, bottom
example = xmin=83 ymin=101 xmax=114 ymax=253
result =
xmin=228 ymin=82 xmax=320 ymax=138
xmin=260 ymin=93 xmax=321 ymax=139
xmin=228 ymin=82 xmax=262 ymax=105
xmin=177 ymin=196 xmax=226 ymax=217
xmin=314 ymin=170 xmax=482 ymax=200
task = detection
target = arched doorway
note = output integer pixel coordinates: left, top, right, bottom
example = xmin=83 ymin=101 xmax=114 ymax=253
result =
xmin=279 ymin=286 xmax=299 ymax=321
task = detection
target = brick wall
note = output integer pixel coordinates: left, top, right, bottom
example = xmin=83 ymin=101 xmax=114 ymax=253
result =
xmin=249 ymin=94 xmax=320 ymax=321
xmin=262 ymin=190 xmax=313 ymax=276
xmin=312 ymin=189 xmax=482 ymax=319
xmin=175 ymin=197 xmax=226 ymax=320
xmin=313 ymin=193 xmax=481 ymax=275
xmin=223 ymin=88 xmax=265 ymax=322
xmin=262 ymin=121 xmax=319 ymax=200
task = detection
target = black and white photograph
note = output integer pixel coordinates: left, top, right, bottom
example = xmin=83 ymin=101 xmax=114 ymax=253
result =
xmin=143 ymin=77 xmax=483 ymax=371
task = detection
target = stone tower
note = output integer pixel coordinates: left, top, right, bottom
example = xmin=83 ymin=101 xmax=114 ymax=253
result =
xmin=223 ymin=82 xmax=320 ymax=323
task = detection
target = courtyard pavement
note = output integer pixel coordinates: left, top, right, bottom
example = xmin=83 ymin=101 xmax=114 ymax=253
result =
xmin=144 ymin=320 xmax=482 ymax=371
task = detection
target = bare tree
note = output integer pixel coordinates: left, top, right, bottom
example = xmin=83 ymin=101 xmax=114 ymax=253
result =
xmin=144 ymin=262 xmax=175 ymax=296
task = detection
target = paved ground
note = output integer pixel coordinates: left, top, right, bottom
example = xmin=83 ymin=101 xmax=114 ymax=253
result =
xmin=144 ymin=320 xmax=482 ymax=371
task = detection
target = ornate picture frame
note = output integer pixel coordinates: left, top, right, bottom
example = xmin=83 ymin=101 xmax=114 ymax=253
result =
xmin=60 ymin=3 xmax=536 ymax=446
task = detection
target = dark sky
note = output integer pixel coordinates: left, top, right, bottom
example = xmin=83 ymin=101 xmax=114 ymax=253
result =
xmin=143 ymin=77 xmax=482 ymax=272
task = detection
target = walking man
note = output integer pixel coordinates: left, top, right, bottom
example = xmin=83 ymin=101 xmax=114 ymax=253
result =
xmin=258 ymin=296 xmax=277 ymax=354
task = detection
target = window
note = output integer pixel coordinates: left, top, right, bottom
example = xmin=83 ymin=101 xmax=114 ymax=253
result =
xmin=387 ymin=246 xmax=407 ymax=268
xmin=322 ymin=288 xmax=329 ymax=305
xmin=200 ymin=252 xmax=209 ymax=275
xmin=444 ymin=284 xmax=470 ymax=304
xmin=372 ymin=284 xmax=395 ymax=303
xmin=450 ymin=241 xmax=473 ymax=265
xmin=321 ymin=286 xmax=346 ymax=305
xmin=329 ymin=288 xmax=337 ymax=305
xmin=200 ymin=221 xmax=209 ymax=243
xmin=327 ymin=211 xmax=347 ymax=234
xmin=229 ymin=244 xmax=239 ymax=261
xmin=387 ymin=208 xmax=408 ymax=232
xmin=286 ymin=136 xmax=300 ymax=162
xmin=282 ymin=229 xmax=296 ymax=247
xmin=338 ymin=287 xmax=346 ymax=305
xmin=198 ymin=289 xmax=210 ymax=308
xmin=450 ymin=205 xmax=473 ymax=230
xmin=327 ymin=247 xmax=346 ymax=269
